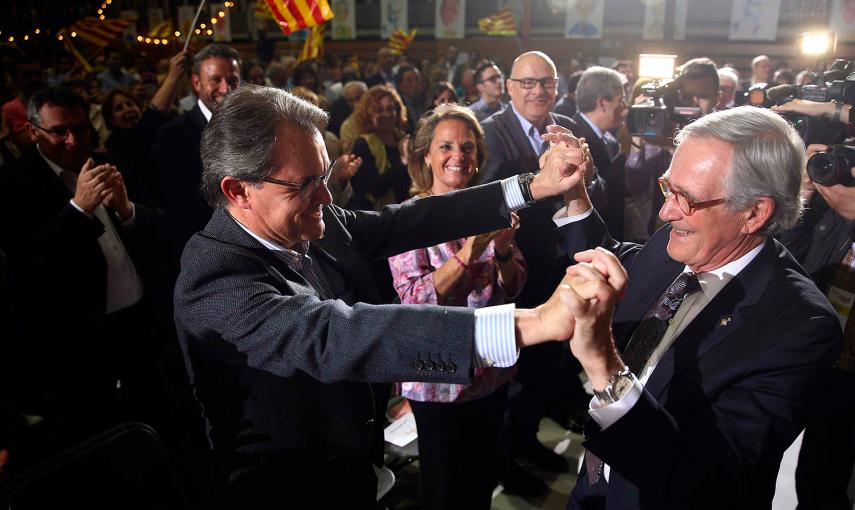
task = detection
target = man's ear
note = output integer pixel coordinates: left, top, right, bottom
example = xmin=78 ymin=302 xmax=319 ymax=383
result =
xmin=740 ymin=196 xmax=775 ymax=234
xmin=221 ymin=176 xmax=252 ymax=209
xmin=26 ymin=122 xmax=38 ymax=143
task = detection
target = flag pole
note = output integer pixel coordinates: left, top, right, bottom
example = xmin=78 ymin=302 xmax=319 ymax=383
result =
xmin=183 ymin=0 xmax=208 ymax=52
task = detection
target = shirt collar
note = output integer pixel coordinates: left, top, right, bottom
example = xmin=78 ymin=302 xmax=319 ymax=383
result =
xmin=578 ymin=111 xmax=606 ymax=140
xmin=36 ymin=144 xmax=70 ymax=177
xmin=688 ymin=241 xmax=765 ymax=299
xmin=510 ymin=104 xmax=543 ymax=138
xmin=232 ymin=215 xmax=311 ymax=258
xmin=197 ymin=99 xmax=213 ymax=122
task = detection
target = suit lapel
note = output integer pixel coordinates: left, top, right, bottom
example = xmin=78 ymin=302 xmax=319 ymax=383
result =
xmin=501 ymin=107 xmax=540 ymax=161
xmin=645 ymin=238 xmax=778 ymax=399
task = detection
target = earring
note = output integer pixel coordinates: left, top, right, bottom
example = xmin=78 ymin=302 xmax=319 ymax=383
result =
xmin=475 ymin=167 xmax=479 ymax=174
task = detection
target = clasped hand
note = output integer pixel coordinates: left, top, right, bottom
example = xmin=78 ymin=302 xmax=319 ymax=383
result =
xmin=74 ymin=158 xmax=133 ymax=220
xmin=530 ymin=124 xmax=592 ymax=200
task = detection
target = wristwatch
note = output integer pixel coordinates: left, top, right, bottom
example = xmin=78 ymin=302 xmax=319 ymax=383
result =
xmin=517 ymin=172 xmax=537 ymax=206
xmin=593 ymin=366 xmax=636 ymax=404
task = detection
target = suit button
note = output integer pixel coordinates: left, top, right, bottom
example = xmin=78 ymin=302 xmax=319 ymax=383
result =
xmin=424 ymin=360 xmax=435 ymax=371
xmin=446 ymin=362 xmax=457 ymax=374
xmin=412 ymin=360 xmax=424 ymax=371
xmin=435 ymin=361 xmax=446 ymax=372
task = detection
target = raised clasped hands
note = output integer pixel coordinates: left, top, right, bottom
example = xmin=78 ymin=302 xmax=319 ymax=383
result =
xmin=530 ymin=124 xmax=592 ymax=200
xmin=74 ymin=158 xmax=133 ymax=220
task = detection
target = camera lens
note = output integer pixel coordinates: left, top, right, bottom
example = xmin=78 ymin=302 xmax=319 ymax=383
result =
xmin=807 ymin=153 xmax=844 ymax=186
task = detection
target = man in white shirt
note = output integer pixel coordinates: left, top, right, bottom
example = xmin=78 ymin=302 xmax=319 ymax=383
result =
xmin=3 ymin=86 xmax=160 ymax=455
xmin=552 ymin=105 xmax=842 ymax=509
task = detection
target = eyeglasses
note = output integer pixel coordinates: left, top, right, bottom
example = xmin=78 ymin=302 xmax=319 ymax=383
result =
xmin=478 ymin=74 xmax=503 ymax=85
xmin=508 ymin=77 xmax=558 ymax=90
xmin=658 ymin=176 xmax=726 ymax=215
xmin=32 ymin=123 xmax=91 ymax=140
xmin=261 ymin=159 xmax=338 ymax=200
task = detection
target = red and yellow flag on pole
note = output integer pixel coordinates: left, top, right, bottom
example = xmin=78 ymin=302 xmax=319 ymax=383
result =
xmin=264 ymin=0 xmax=334 ymax=35
xmin=59 ymin=30 xmax=94 ymax=73
xmin=478 ymin=8 xmax=516 ymax=36
xmin=388 ymin=28 xmax=416 ymax=56
xmin=297 ymin=23 xmax=324 ymax=62
xmin=68 ymin=16 xmax=136 ymax=47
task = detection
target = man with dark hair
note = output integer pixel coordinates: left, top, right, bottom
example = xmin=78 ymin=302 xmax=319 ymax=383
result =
xmin=395 ymin=64 xmax=423 ymax=132
xmin=469 ymin=60 xmax=506 ymax=122
xmin=98 ymin=47 xmax=136 ymax=92
xmin=1 ymin=86 xmax=160 ymax=460
xmin=174 ymin=85 xmax=590 ymax=507
xmin=153 ymin=43 xmax=241 ymax=271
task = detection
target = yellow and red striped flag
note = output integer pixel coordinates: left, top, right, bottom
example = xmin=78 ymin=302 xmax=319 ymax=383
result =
xmin=264 ymin=0 xmax=334 ymax=36
xmin=388 ymin=28 xmax=416 ymax=56
xmin=255 ymin=0 xmax=275 ymax=20
xmin=297 ymin=23 xmax=325 ymax=62
xmin=68 ymin=16 xmax=136 ymax=47
xmin=478 ymin=8 xmax=516 ymax=36
xmin=148 ymin=18 xmax=175 ymax=39
xmin=59 ymin=30 xmax=93 ymax=73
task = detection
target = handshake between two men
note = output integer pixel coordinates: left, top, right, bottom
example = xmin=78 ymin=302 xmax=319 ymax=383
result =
xmin=514 ymin=125 xmax=629 ymax=395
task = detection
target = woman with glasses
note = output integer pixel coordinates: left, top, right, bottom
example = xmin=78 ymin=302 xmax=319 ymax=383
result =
xmin=388 ymin=104 xmax=525 ymax=510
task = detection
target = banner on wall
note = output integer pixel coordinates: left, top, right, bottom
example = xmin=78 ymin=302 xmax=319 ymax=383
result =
xmin=564 ymin=0 xmax=604 ymax=39
xmin=642 ymin=0 xmax=688 ymax=40
xmin=435 ymin=0 xmax=465 ymax=39
xmin=830 ymin=0 xmax=855 ymax=41
xmin=210 ymin=3 xmax=232 ymax=42
xmin=729 ymin=0 xmax=781 ymax=41
xmin=331 ymin=0 xmax=355 ymax=40
xmin=381 ymin=0 xmax=408 ymax=40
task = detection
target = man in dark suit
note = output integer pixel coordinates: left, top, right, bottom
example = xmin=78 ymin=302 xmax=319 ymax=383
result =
xmin=154 ymin=43 xmax=240 ymax=268
xmin=174 ymin=85 xmax=590 ymax=508
xmin=573 ymin=66 xmax=627 ymax=239
xmin=553 ymin=106 xmax=842 ymax=510
xmin=1 ymin=87 xmax=162 ymax=460
xmin=480 ymin=51 xmax=604 ymax=486
xmin=364 ymin=47 xmax=396 ymax=88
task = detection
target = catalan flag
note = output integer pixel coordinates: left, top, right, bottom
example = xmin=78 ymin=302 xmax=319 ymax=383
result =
xmin=388 ymin=28 xmax=416 ymax=56
xmin=148 ymin=18 xmax=175 ymax=39
xmin=478 ymin=8 xmax=516 ymax=36
xmin=297 ymin=23 xmax=325 ymax=62
xmin=59 ymin=30 xmax=93 ymax=73
xmin=255 ymin=0 xmax=275 ymax=20
xmin=68 ymin=16 xmax=136 ymax=48
xmin=264 ymin=0 xmax=334 ymax=36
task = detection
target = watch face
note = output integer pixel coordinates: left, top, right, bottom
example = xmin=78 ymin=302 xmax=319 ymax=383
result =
xmin=612 ymin=375 xmax=634 ymax=399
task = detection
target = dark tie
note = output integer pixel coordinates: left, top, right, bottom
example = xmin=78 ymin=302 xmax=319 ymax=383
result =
xmin=585 ymin=271 xmax=700 ymax=485
xmin=604 ymin=135 xmax=619 ymax=161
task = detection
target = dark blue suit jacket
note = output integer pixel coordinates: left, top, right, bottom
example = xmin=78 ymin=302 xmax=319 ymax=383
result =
xmin=559 ymin=211 xmax=842 ymax=510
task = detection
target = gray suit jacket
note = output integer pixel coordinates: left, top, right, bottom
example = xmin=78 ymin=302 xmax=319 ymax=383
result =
xmin=174 ymin=181 xmax=512 ymax=508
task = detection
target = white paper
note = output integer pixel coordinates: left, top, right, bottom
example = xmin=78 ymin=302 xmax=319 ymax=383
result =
xmin=565 ymin=0 xmax=604 ymax=40
xmin=331 ymin=0 xmax=356 ymax=40
xmin=384 ymin=412 xmax=418 ymax=447
xmin=435 ymin=0 xmax=465 ymax=39
xmin=729 ymin=0 xmax=781 ymax=41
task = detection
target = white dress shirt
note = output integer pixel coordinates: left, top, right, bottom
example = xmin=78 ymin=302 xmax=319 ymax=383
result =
xmin=39 ymin=147 xmax=143 ymax=314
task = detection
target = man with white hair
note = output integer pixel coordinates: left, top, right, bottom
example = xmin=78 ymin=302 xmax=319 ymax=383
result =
xmin=717 ymin=67 xmax=740 ymax=109
xmin=554 ymin=105 xmax=841 ymax=509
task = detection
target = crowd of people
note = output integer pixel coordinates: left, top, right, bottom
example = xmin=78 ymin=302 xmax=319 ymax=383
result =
xmin=0 ymin=38 xmax=852 ymax=510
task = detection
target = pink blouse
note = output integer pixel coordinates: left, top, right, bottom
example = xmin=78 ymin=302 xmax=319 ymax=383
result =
xmin=388 ymin=214 xmax=526 ymax=403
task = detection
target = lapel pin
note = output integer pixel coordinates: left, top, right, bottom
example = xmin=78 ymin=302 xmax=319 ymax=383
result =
xmin=719 ymin=316 xmax=732 ymax=326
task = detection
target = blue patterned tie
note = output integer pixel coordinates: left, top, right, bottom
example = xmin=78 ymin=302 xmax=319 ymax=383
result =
xmin=585 ymin=271 xmax=700 ymax=484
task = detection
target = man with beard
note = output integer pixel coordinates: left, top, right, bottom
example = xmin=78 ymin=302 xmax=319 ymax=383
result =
xmin=154 ymin=43 xmax=241 ymax=272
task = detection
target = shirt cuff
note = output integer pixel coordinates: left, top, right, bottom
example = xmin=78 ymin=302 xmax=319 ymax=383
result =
xmin=553 ymin=206 xmax=593 ymax=227
xmin=500 ymin=176 xmax=526 ymax=212
xmin=588 ymin=377 xmax=644 ymax=430
xmin=119 ymin=203 xmax=136 ymax=226
xmin=69 ymin=199 xmax=93 ymax=219
xmin=473 ymin=303 xmax=519 ymax=368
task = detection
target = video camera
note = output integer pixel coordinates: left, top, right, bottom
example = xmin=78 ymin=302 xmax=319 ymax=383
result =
xmin=626 ymin=76 xmax=703 ymax=138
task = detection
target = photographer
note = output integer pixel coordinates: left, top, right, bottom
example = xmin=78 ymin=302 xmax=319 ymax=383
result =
xmin=776 ymin=140 xmax=855 ymax=510
xmin=624 ymin=58 xmax=719 ymax=241
xmin=772 ymin=98 xmax=852 ymax=130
